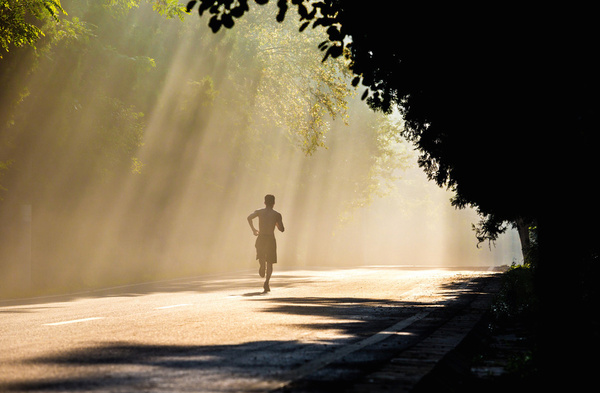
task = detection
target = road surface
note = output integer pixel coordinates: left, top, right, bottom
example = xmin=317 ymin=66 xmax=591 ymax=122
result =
xmin=0 ymin=266 xmax=500 ymax=392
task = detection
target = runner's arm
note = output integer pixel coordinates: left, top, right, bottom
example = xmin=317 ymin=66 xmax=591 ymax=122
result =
xmin=247 ymin=211 xmax=259 ymax=236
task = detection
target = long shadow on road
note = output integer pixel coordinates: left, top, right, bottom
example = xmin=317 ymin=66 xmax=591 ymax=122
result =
xmin=2 ymin=274 xmax=501 ymax=392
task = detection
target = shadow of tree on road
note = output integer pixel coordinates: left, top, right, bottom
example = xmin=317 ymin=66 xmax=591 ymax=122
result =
xmin=2 ymin=274 xmax=501 ymax=392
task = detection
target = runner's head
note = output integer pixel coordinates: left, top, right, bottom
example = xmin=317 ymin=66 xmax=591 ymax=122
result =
xmin=264 ymin=194 xmax=275 ymax=208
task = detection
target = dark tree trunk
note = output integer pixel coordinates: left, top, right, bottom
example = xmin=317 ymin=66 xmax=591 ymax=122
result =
xmin=515 ymin=217 xmax=532 ymax=264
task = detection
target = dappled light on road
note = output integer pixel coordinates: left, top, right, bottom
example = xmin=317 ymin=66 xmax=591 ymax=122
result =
xmin=0 ymin=267 xmax=500 ymax=392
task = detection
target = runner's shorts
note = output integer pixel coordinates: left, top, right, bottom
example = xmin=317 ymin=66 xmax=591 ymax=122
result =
xmin=255 ymin=234 xmax=277 ymax=263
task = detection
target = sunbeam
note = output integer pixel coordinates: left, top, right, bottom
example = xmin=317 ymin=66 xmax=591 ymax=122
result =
xmin=0 ymin=1 xmax=519 ymax=297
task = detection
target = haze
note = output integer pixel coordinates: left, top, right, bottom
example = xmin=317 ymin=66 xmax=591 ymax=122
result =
xmin=0 ymin=2 xmax=519 ymax=297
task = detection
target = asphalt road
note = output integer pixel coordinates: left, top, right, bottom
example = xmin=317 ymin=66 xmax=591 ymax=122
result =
xmin=0 ymin=266 xmax=499 ymax=392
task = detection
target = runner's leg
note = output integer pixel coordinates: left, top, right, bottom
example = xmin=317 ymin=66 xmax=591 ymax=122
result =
xmin=263 ymin=262 xmax=273 ymax=292
xmin=259 ymin=260 xmax=265 ymax=278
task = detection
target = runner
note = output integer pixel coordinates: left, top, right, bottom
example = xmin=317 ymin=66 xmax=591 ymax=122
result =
xmin=247 ymin=194 xmax=285 ymax=293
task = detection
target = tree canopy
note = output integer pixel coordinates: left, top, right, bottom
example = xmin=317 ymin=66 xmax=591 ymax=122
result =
xmin=186 ymin=0 xmax=597 ymax=227
xmin=0 ymin=0 xmax=65 ymax=56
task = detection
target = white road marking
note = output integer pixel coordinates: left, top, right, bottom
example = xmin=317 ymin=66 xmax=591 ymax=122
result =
xmin=155 ymin=303 xmax=192 ymax=310
xmin=41 ymin=303 xmax=193 ymax=326
xmin=43 ymin=317 xmax=105 ymax=326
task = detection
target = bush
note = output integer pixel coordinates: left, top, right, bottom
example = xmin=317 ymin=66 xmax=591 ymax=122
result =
xmin=492 ymin=263 xmax=537 ymax=326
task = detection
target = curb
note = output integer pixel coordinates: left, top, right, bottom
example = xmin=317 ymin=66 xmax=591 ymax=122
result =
xmin=349 ymin=275 xmax=501 ymax=392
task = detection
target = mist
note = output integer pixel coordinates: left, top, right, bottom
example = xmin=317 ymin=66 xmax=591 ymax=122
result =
xmin=0 ymin=2 xmax=519 ymax=297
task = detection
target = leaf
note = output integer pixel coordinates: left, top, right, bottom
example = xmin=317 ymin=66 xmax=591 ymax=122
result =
xmin=299 ymin=21 xmax=310 ymax=32
xmin=198 ymin=1 xmax=212 ymax=16
xmin=208 ymin=16 xmax=221 ymax=33
xmin=222 ymin=13 xmax=234 ymax=28
xmin=325 ymin=44 xmax=342 ymax=59
xmin=298 ymin=3 xmax=309 ymax=19
xmin=185 ymin=1 xmax=197 ymax=13
xmin=361 ymin=88 xmax=369 ymax=100
xmin=326 ymin=26 xmax=342 ymax=42
xmin=276 ymin=1 xmax=288 ymax=23
xmin=230 ymin=6 xmax=245 ymax=18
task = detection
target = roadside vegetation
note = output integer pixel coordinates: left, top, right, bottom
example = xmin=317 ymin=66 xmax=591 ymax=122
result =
xmin=484 ymin=263 xmax=538 ymax=381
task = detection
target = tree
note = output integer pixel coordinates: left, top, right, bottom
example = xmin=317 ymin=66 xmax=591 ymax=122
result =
xmin=186 ymin=0 xmax=593 ymax=244
xmin=1 ymin=0 xmax=408 ymax=294
xmin=187 ymin=0 xmax=599 ymax=386
xmin=229 ymin=4 xmax=353 ymax=155
xmin=0 ymin=0 xmax=65 ymax=57
xmin=0 ymin=0 xmax=175 ymax=290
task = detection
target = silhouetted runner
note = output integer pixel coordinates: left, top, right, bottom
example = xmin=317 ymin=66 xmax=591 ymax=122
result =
xmin=247 ymin=194 xmax=285 ymax=293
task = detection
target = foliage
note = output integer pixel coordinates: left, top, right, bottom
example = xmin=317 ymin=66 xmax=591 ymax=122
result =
xmin=0 ymin=0 xmax=185 ymax=59
xmin=187 ymin=1 xmax=599 ymax=269
xmin=103 ymin=0 xmax=186 ymax=20
xmin=338 ymin=110 xmax=409 ymax=217
xmin=221 ymin=3 xmax=352 ymax=155
xmin=91 ymin=97 xmax=145 ymax=181
xmin=492 ymin=263 xmax=537 ymax=325
xmin=186 ymin=9 xmax=599 ymax=382
xmin=0 ymin=0 xmax=65 ymax=56
xmin=151 ymin=0 xmax=186 ymax=20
